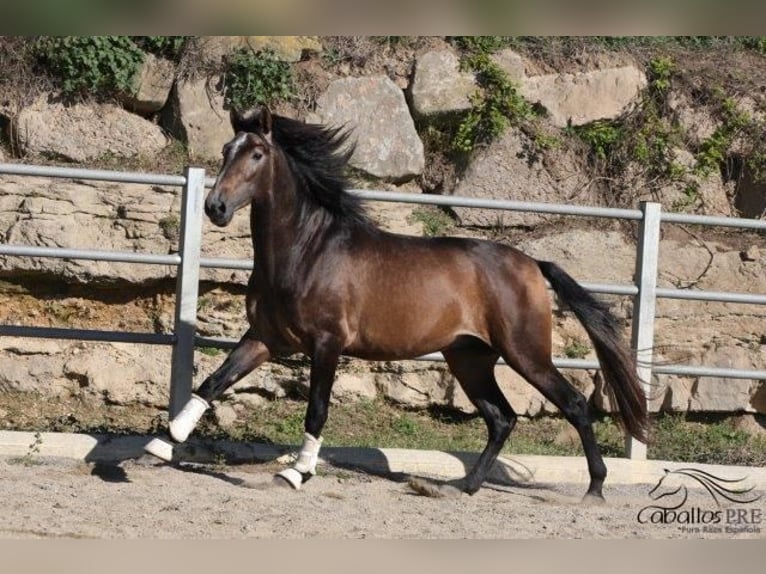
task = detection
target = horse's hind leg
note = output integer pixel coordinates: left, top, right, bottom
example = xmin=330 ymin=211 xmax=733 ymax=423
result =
xmin=442 ymin=342 xmax=516 ymax=495
xmin=503 ymin=350 xmax=607 ymax=502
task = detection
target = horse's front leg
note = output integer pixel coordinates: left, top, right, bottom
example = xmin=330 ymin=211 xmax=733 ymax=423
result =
xmin=275 ymin=334 xmax=342 ymax=490
xmin=145 ymin=331 xmax=271 ymax=461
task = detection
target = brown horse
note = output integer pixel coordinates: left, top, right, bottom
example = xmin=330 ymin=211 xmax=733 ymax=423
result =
xmin=163 ymin=106 xmax=648 ymax=500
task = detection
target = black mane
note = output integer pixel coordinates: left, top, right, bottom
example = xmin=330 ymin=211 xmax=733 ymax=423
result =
xmin=270 ymin=114 xmax=373 ymax=229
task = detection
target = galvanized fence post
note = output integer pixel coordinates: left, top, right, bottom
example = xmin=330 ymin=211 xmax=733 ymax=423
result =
xmin=168 ymin=167 xmax=206 ymax=418
xmin=626 ymin=201 xmax=662 ymax=460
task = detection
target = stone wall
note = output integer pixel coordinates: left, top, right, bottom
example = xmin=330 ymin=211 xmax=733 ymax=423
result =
xmin=0 ymin=37 xmax=764 ymax=429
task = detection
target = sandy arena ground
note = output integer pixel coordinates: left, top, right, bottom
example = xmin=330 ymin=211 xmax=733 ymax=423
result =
xmin=1 ymin=454 xmax=764 ymax=539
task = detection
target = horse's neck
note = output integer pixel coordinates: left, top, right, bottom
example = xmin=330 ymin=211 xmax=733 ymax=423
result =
xmin=249 ymin=181 xmax=307 ymax=284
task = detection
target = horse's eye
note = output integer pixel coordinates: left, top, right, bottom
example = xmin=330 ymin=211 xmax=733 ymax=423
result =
xmin=252 ymin=151 xmax=263 ymax=161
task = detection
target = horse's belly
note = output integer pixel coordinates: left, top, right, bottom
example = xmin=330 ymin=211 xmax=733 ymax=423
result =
xmin=345 ymin=308 xmax=484 ymax=361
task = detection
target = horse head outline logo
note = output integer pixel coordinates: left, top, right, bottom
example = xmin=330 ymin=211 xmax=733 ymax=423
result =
xmin=648 ymin=467 xmax=762 ymax=509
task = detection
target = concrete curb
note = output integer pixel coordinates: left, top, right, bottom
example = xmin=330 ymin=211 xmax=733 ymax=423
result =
xmin=2 ymin=430 xmax=765 ymax=489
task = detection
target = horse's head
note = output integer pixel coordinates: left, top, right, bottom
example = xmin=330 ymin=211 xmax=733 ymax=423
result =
xmin=205 ymin=106 xmax=275 ymax=227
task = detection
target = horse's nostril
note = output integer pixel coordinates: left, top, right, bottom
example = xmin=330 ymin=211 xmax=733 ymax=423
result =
xmin=205 ymin=198 xmax=224 ymax=217
xmin=204 ymin=196 xmax=230 ymax=225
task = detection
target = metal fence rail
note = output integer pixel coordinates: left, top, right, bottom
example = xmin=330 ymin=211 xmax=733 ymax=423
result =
xmin=1 ymin=162 xmax=765 ymax=460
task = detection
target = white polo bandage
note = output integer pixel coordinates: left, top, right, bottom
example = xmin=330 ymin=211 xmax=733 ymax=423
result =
xmin=276 ymin=433 xmax=323 ymax=490
xmin=169 ymin=394 xmax=210 ymax=443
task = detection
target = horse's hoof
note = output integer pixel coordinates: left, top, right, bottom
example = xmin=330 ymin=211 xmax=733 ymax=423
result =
xmin=274 ymin=468 xmax=310 ymax=490
xmin=407 ymin=477 xmax=462 ymax=499
xmin=144 ymin=437 xmax=174 ymax=462
xmin=581 ymin=492 xmax=606 ymax=506
xmin=272 ymin=474 xmax=295 ymax=489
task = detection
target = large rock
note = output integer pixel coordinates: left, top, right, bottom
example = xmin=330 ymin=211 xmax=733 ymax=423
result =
xmin=491 ymin=49 xmax=527 ymax=83
xmin=0 ymin=338 xmax=171 ymax=408
xmin=331 ymin=372 xmax=378 ymax=403
xmin=64 ymin=343 xmax=171 ymax=406
xmin=122 ymin=53 xmax=177 ymax=115
xmin=410 ymin=50 xmax=475 ymax=117
xmin=13 ymin=96 xmax=168 ymax=162
xmin=688 ymin=348 xmax=762 ymax=412
xmin=0 ymin=174 xmax=253 ymax=285
xmin=668 ymin=92 xmax=717 ymax=147
xmin=519 ymin=66 xmax=647 ymax=127
xmin=375 ymin=367 xmax=447 ymax=408
xmin=517 ymin=229 xmax=636 ymax=285
xmin=310 ymin=75 xmax=425 ymax=181
xmin=452 ymin=129 xmax=596 ymax=227
xmin=161 ymin=76 xmax=232 ymax=162
xmin=0 ymin=338 xmax=69 ymax=396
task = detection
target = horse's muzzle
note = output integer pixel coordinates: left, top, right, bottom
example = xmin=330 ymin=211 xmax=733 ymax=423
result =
xmin=204 ymin=196 xmax=232 ymax=227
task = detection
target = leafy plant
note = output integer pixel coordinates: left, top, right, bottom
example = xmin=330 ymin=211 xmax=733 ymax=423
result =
xmin=410 ymin=206 xmax=454 ymax=237
xmin=199 ymin=347 xmax=223 ymax=357
xmin=223 ymin=47 xmax=295 ymax=111
xmin=695 ymin=95 xmax=755 ymax=178
xmin=450 ymin=36 xmax=515 ymax=54
xmin=563 ymin=339 xmax=590 ymax=359
xmin=647 ymin=56 xmax=675 ymax=94
xmin=574 ymin=120 xmax=624 ymax=162
xmin=34 ymin=36 xmax=145 ymax=98
xmin=453 ymin=52 xmax=535 ymax=153
xmin=158 ymin=214 xmax=180 ymax=241
xmin=133 ymin=36 xmax=189 ymax=60
xmin=571 ymin=55 xmax=692 ymax=207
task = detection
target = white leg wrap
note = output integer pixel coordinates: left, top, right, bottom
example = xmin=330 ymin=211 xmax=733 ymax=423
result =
xmin=276 ymin=433 xmax=323 ymax=490
xmin=169 ymin=394 xmax=210 ymax=443
xmin=144 ymin=436 xmax=175 ymax=462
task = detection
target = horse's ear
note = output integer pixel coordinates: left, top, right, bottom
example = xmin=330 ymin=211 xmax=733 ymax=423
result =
xmin=258 ymin=106 xmax=272 ymax=136
xmin=229 ymin=106 xmax=272 ymax=135
xmin=230 ymin=108 xmax=254 ymax=133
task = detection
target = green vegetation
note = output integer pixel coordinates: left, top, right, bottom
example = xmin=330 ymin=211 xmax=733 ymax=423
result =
xmin=29 ymin=36 xmax=187 ymax=100
xmin=513 ymin=36 xmax=766 ymax=53
xmin=574 ymin=56 xmax=684 ymax=180
xmin=563 ymin=339 xmax=591 ymax=359
xmin=567 ymin=49 xmax=766 ymax=208
xmin=452 ymin=47 xmax=536 ymax=153
xmin=694 ymin=92 xmax=761 ymax=179
xmin=34 ymin=36 xmax=145 ymax=98
xmin=223 ymin=48 xmax=295 ymax=111
xmin=198 ymin=347 xmax=223 ymax=357
xmin=134 ymin=36 xmax=188 ymax=60
xmin=650 ymin=414 xmax=766 ymax=466
xmin=158 ymin=214 xmax=180 ymax=240
xmin=574 ymin=120 xmax=624 ymax=162
xmin=450 ymin=36 xmax=516 ymax=55
xmin=202 ymin=398 xmax=766 ymax=466
xmin=409 ymin=206 xmax=455 ymax=237
xmin=2 ymin=389 xmax=764 ymax=467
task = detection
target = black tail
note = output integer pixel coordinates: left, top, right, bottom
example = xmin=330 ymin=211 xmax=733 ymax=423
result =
xmin=536 ymin=260 xmax=649 ymax=443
